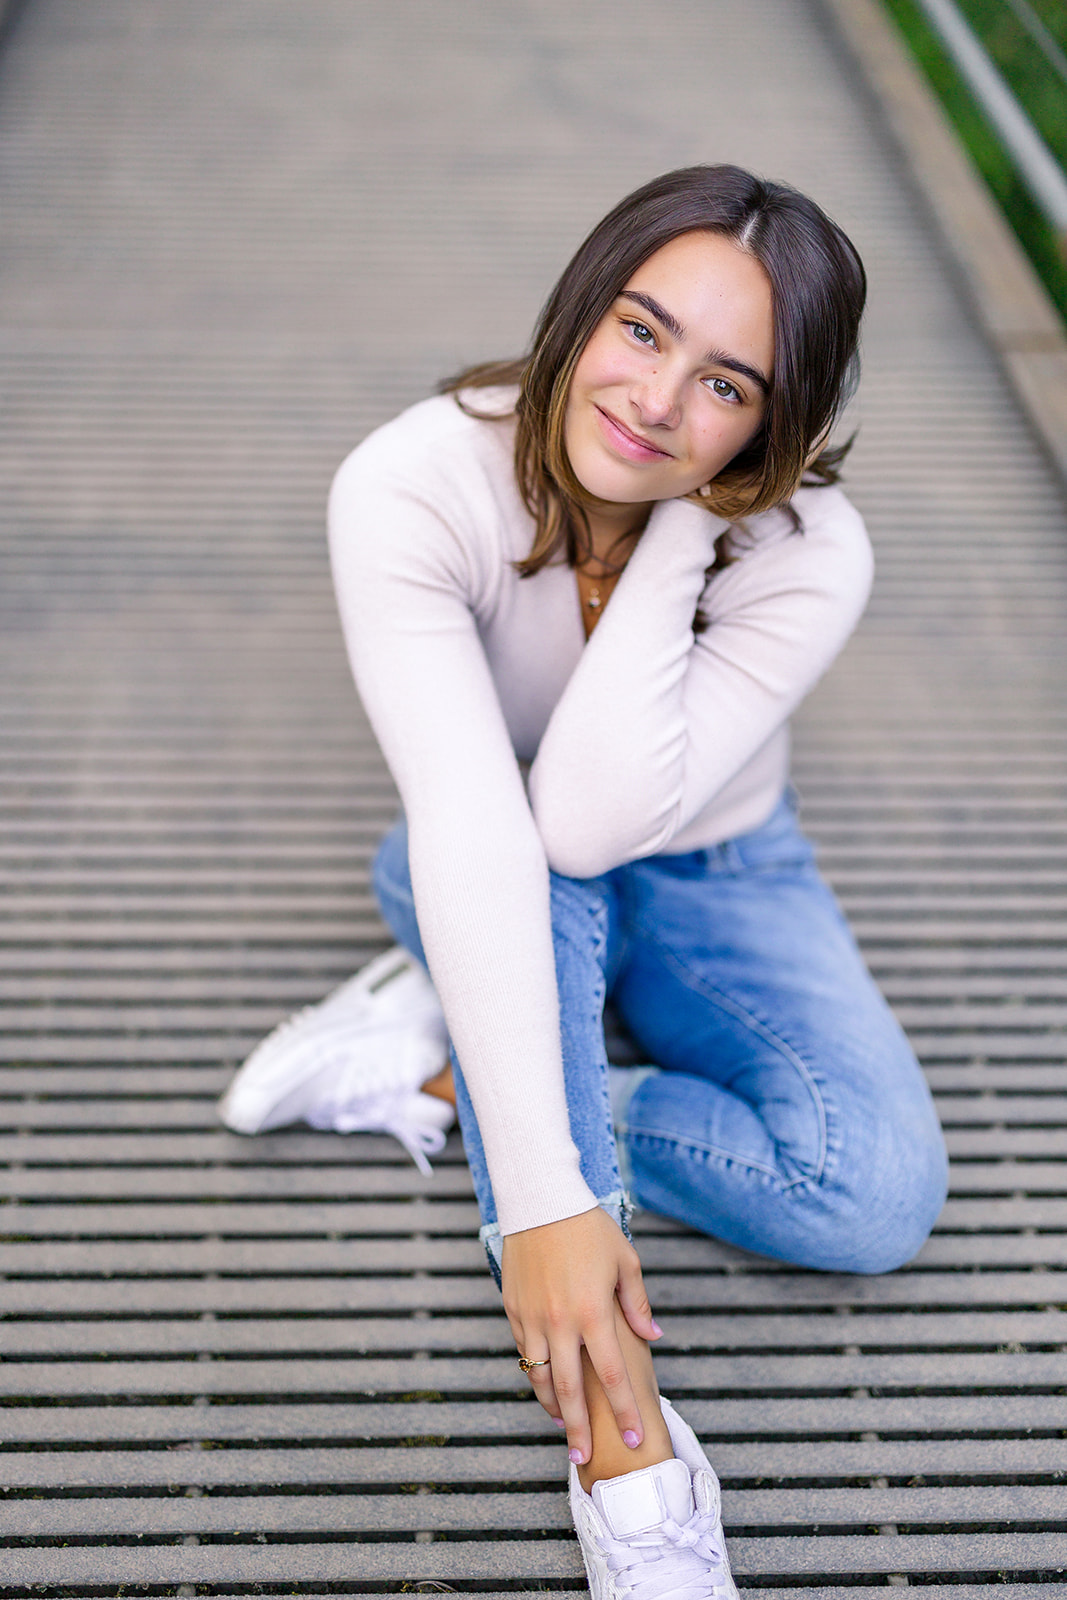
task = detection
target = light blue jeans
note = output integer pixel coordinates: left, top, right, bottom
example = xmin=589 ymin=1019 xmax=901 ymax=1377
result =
xmin=372 ymin=791 xmax=948 ymax=1283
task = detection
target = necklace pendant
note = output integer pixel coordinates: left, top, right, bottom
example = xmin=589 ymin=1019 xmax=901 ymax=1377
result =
xmin=586 ymin=587 xmax=602 ymax=610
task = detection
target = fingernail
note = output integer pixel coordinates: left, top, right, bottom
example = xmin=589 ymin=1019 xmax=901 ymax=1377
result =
xmin=622 ymin=1429 xmax=641 ymax=1449
xmin=568 ymin=1448 xmax=585 ymax=1465
xmin=553 ymin=1417 xmax=566 ymax=1428
xmin=650 ymin=1320 xmax=663 ymax=1338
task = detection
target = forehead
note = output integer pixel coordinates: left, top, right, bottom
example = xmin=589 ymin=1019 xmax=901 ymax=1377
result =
xmin=622 ymin=231 xmax=774 ymax=354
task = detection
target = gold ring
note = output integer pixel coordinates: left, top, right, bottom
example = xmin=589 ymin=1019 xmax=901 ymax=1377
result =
xmin=518 ymin=1356 xmax=551 ymax=1375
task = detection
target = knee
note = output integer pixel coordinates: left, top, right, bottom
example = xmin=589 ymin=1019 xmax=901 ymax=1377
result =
xmin=824 ymin=1122 xmax=949 ymax=1276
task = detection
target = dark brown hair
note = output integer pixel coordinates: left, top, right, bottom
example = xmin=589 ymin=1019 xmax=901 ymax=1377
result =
xmin=443 ymin=164 xmax=866 ymax=579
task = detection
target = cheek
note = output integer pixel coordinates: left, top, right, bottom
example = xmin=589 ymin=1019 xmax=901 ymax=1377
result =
xmin=694 ymin=407 xmax=761 ymax=470
xmin=572 ymin=329 xmax=632 ymax=395
xmin=691 ymin=414 xmax=738 ymax=470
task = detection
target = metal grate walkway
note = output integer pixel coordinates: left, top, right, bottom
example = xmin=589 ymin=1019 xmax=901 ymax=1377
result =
xmin=2 ymin=0 xmax=1067 ymax=1592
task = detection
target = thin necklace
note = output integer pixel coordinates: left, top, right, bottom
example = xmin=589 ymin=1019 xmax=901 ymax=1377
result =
xmin=580 ymin=567 xmax=620 ymax=612
xmin=577 ymin=520 xmax=642 ymax=613
xmin=578 ymin=554 xmax=627 ymax=612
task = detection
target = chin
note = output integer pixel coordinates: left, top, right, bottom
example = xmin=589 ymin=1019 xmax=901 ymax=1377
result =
xmin=571 ymin=447 xmax=660 ymax=507
xmin=584 ymin=473 xmax=652 ymax=508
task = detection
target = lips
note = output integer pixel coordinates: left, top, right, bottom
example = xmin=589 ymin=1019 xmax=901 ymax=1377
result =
xmin=594 ymin=405 xmax=672 ymax=463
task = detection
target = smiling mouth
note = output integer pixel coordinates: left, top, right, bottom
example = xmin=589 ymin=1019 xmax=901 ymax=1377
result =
xmin=595 ymin=406 xmax=673 ymax=461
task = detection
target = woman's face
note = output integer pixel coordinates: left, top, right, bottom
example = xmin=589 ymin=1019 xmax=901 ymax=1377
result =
xmin=563 ymin=230 xmax=774 ymax=526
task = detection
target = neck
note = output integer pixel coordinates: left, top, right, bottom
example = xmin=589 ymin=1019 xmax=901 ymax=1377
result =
xmin=581 ymin=499 xmax=652 ymax=560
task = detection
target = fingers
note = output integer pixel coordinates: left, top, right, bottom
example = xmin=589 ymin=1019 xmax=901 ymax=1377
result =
xmin=513 ymin=1334 xmax=603 ymax=1467
xmin=508 ymin=1308 xmax=564 ymax=1425
xmin=516 ymin=1341 xmax=589 ymax=1450
xmin=579 ymin=1320 xmax=644 ymax=1458
xmin=616 ymin=1257 xmax=663 ymax=1345
xmin=530 ymin=1312 xmax=645 ymax=1467
xmin=548 ymin=1342 xmax=593 ymax=1466
xmin=501 ymin=1210 xmax=661 ymax=1465
xmin=524 ymin=1355 xmax=563 ymax=1423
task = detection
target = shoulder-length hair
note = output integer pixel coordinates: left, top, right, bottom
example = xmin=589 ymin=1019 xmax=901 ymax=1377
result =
xmin=443 ymin=164 xmax=866 ymax=579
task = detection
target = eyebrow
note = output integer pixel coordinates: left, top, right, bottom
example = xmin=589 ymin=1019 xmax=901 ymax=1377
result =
xmin=618 ymin=289 xmax=771 ymax=397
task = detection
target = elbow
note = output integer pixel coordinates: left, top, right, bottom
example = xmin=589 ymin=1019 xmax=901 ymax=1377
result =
xmin=533 ymin=790 xmax=675 ymax=881
xmin=529 ymin=749 xmax=684 ymax=879
xmin=530 ymin=786 xmax=612 ymax=879
xmin=541 ymin=834 xmax=619 ymax=882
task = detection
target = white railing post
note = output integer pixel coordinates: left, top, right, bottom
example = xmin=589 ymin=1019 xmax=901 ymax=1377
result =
xmin=913 ymin=0 xmax=1067 ymax=251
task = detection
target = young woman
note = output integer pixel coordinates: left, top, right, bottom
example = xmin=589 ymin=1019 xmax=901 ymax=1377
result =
xmin=223 ymin=165 xmax=948 ymax=1597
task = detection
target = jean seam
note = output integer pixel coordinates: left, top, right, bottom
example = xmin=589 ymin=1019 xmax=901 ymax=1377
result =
xmin=723 ymin=852 xmax=816 ymax=878
xmin=628 ymin=1124 xmax=812 ymax=1193
xmin=633 ymin=926 xmax=831 ymax=1184
xmin=584 ymin=890 xmax=624 ymax=1200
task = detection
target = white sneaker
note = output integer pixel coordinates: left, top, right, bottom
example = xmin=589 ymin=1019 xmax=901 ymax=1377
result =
xmin=218 ymin=947 xmax=455 ymax=1174
xmin=569 ymin=1396 xmax=738 ymax=1600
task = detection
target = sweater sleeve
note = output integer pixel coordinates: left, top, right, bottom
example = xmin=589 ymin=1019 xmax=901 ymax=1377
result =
xmin=327 ymin=437 xmax=598 ymax=1238
xmin=528 ymin=487 xmax=874 ymax=878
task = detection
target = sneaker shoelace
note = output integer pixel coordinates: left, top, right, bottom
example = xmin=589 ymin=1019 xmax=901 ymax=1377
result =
xmin=248 ymin=1004 xmax=448 ymax=1172
xmin=312 ymin=1089 xmax=448 ymax=1176
xmin=597 ymin=1508 xmax=731 ymax=1600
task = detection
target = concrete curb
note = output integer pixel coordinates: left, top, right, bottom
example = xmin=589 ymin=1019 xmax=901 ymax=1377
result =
xmin=818 ymin=0 xmax=1067 ymax=491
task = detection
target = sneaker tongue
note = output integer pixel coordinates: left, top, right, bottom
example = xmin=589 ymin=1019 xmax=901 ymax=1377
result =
xmin=592 ymin=1457 xmax=694 ymax=1538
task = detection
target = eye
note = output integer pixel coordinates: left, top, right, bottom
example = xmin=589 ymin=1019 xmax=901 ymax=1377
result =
xmin=707 ymin=375 xmax=742 ymax=404
xmin=623 ymin=319 xmax=656 ymax=347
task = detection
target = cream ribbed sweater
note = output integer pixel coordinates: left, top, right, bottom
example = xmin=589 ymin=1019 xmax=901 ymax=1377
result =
xmin=328 ymin=392 xmax=873 ymax=1235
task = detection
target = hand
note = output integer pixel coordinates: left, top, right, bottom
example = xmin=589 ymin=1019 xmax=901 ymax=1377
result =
xmin=500 ymin=1206 xmax=662 ymax=1467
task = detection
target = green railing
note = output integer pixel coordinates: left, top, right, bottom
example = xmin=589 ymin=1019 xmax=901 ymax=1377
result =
xmin=881 ymin=0 xmax=1067 ymax=321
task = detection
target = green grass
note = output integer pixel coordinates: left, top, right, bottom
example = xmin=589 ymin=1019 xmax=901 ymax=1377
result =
xmin=880 ymin=0 xmax=1067 ymax=322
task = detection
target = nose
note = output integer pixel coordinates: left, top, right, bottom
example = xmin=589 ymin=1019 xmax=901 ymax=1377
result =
xmin=632 ymin=365 xmax=682 ymax=429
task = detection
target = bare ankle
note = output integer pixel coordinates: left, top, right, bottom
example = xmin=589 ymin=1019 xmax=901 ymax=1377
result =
xmin=576 ymin=1311 xmax=674 ymax=1494
xmin=421 ymin=1061 xmax=456 ymax=1106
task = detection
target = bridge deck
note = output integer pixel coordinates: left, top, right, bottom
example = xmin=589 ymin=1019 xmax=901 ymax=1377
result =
xmin=2 ymin=0 xmax=1067 ymax=1592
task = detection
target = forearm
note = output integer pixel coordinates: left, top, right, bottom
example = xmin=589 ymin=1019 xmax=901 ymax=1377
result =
xmin=529 ymin=499 xmax=722 ymax=877
xmin=530 ymin=489 xmax=874 ymax=877
xmin=330 ymin=455 xmax=597 ymax=1236
xmin=405 ymin=799 xmax=598 ymax=1234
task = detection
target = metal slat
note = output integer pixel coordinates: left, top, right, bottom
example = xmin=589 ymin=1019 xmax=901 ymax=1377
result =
xmin=8 ymin=1231 xmax=1067 ymax=1274
xmin=3 ymin=1268 xmax=1064 ymax=1314
xmin=0 ymin=1193 xmax=1064 ymax=1235
xmin=2 ymin=1394 xmax=1064 ymax=1444
xmin=3 ymin=1307 xmax=1066 ymax=1356
xmin=0 ymin=1152 xmax=1060 ymax=1195
xmin=13 ymin=1123 xmax=1067 ymax=1169
xmin=4 ymin=1437 xmax=1065 ymax=1489
xmin=5 ymin=1228 xmax=1067 ymax=1273
xmin=4 ymin=1483 xmax=1066 ymax=1538
xmin=3 ymin=1350 xmax=1065 ymax=1399
xmin=5 ymin=1591 xmax=1054 ymax=1600
xmin=4 ymin=1532 xmax=1067 ymax=1586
